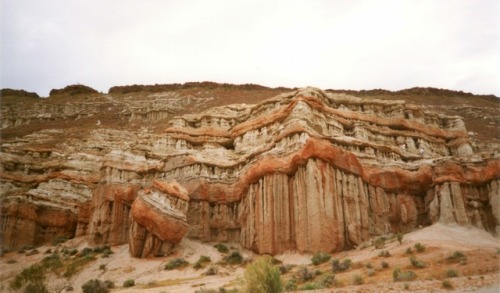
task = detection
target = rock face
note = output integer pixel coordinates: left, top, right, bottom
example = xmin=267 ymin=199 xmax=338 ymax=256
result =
xmin=1 ymin=86 xmax=498 ymax=256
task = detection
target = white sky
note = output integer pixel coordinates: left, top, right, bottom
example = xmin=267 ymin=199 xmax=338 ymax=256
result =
xmin=1 ymin=0 xmax=499 ymax=96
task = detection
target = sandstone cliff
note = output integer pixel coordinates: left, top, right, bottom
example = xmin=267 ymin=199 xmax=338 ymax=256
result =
xmin=1 ymin=86 xmax=498 ymax=256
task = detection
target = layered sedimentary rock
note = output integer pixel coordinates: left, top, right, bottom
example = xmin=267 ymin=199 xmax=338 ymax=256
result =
xmin=1 ymin=86 xmax=498 ymax=256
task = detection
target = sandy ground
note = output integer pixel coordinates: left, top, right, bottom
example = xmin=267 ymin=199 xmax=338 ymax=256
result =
xmin=0 ymin=223 xmax=498 ymax=292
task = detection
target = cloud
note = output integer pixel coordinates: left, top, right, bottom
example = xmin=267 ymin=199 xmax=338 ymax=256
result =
xmin=1 ymin=0 xmax=499 ymax=96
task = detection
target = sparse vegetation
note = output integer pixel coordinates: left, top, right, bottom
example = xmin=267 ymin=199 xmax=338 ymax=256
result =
xmin=165 ymin=258 xmax=189 ymax=270
xmin=243 ymin=256 xmax=282 ymax=293
xmin=352 ymin=274 xmax=364 ymax=285
xmin=204 ymin=265 xmax=219 ymax=276
xmin=396 ymin=233 xmax=404 ymax=245
xmin=365 ymin=262 xmax=373 ymax=269
xmin=123 ymin=279 xmax=135 ymax=287
xmin=278 ymin=264 xmax=293 ymax=274
xmin=297 ymin=266 xmax=314 ymax=282
xmin=445 ymin=269 xmax=458 ymax=278
xmin=194 ymin=255 xmax=212 ymax=269
xmin=224 ymin=251 xmax=243 ymax=265
xmin=374 ymin=237 xmax=386 ymax=249
xmin=381 ymin=261 xmax=389 ymax=269
xmin=414 ymin=243 xmax=425 ymax=253
xmin=393 ymin=268 xmax=417 ymax=282
xmin=447 ymin=251 xmax=467 ymax=263
xmin=311 ymin=251 xmax=331 ymax=265
xmin=314 ymin=272 xmax=336 ymax=289
xmin=52 ymin=236 xmax=68 ymax=246
xmin=82 ymin=279 xmax=109 ymax=293
xmin=331 ymin=258 xmax=351 ymax=272
xmin=378 ymin=250 xmax=391 ymax=257
xmin=367 ymin=268 xmax=376 ymax=276
xmin=409 ymin=256 xmax=426 ymax=268
xmin=214 ymin=243 xmax=229 ymax=253
xmin=284 ymin=278 xmax=297 ymax=291
xmin=405 ymin=247 xmax=413 ymax=254
xmin=442 ymin=280 xmax=453 ymax=289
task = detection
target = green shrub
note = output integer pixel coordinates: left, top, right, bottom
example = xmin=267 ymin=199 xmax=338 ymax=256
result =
xmin=214 ymin=243 xmax=229 ymax=253
xmin=393 ymin=268 xmax=417 ymax=282
xmin=374 ymin=237 xmax=385 ymax=249
xmin=352 ymin=274 xmax=364 ymax=285
xmin=82 ymin=279 xmax=109 ymax=293
xmin=403 ymin=283 xmax=410 ymax=290
xmin=80 ymin=247 xmax=93 ymax=257
xmin=165 ymin=258 xmax=189 ymax=270
xmin=41 ymin=253 xmax=63 ymax=270
xmin=447 ymin=251 xmax=466 ymax=262
xmin=52 ymin=236 xmax=68 ymax=246
xmin=278 ymin=264 xmax=293 ymax=274
xmin=409 ymin=256 xmax=426 ymax=268
xmin=10 ymin=264 xmax=46 ymax=290
xmin=405 ymin=248 xmax=413 ymax=254
xmin=224 ymin=251 xmax=243 ymax=265
xmin=445 ymin=269 xmax=458 ymax=278
xmin=193 ymin=255 xmax=211 ymax=269
xmin=311 ymin=251 xmax=331 ymax=265
xmin=331 ymin=258 xmax=351 ymax=272
xmin=244 ymin=256 xmax=282 ymax=293
xmin=442 ymin=280 xmax=453 ymax=289
xmin=24 ymin=282 xmax=49 ymax=293
xmin=414 ymin=243 xmax=425 ymax=253
xmin=315 ymin=272 xmax=335 ymax=288
xmin=123 ymin=279 xmax=135 ymax=288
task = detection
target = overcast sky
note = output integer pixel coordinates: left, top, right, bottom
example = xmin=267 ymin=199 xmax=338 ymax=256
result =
xmin=1 ymin=0 xmax=499 ymax=97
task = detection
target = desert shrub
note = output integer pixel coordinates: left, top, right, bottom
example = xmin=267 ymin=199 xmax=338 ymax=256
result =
xmin=331 ymin=258 xmax=351 ymax=272
xmin=414 ymin=243 xmax=425 ymax=253
xmin=10 ymin=264 xmax=46 ymax=290
xmin=365 ymin=262 xmax=373 ymax=269
xmin=374 ymin=237 xmax=385 ymax=249
xmin=7 ymin=259 xmax=17 ymax=264
xmin=193 ymin=255 xmax=211 ymax=269
xmin=68 ymin=248 xmax=78 ymax=256
xmin=442 ymin=280 xmax=453 ymax=289
xmin=315 ymin=272 xmax=335 ymax=288
xmin=297 ymin=266 xmax=314 ymax=282
xmin=381 ymin=261 xmax=389 ymax=269
xmin=26 ymin=249 xmax=40 ymax=256
xmin=165 ymin=258 xmax=189 ymax=270
xmin=24 ymin=282 xmax=49 ymax=293
xmin=214 ymin=243 xmax=229 ymax=253
xmin=378 ymin=250 xmax=391 ymax=257
xmin=311 ymin=251 xmax=331 ymax=265
xmin=367 ymin=268 xmax=376 ymax=276
xmin=445 ymin=269 xmax=458 ymax=278
xmin=99 ymin=264 xmax=106 ymax=271
xmin=403 ymin=283 xmax=410 ymax=290
xmin=409 ymin=256 xmax=426 ymax=268
xmin=447 ymin=251 xmax=466 ymax=263
xmin=82 ymin=279 xmax=109 ymax=293
xmin=405 ymin=247 xmax=413 ymax=254
xmin=396 ymin=233 xmax=404 ymax=245
xmin=299 ymin=282 xmax=318 ymax=290
xmin=103 ymin=280 xmax=114 ymax=289
xmin=224 ymin=251 xmax=243 ymax=265
xmin=123 ymin=279 xmax=135 ymax=288
xmin=393 ymin=268 xmax=417 ymax=282
xmin=52 ymin=236 xmax=68 ymax=246
xmin=352 ymin=274 xmax=364 ymax=285
xmin=80 ymin=247 xmax=93 ymax=257
xmin=244 ymin=256 xmax=282 ymax=293
xmin=204 ymin=265 xmax=219 ymax=275
xmin=279 ymin=264 xmax=293 ymax=274
xmin=41 ymin=253 xmax=63 ymax=270
xmin=283 ymin=278 xmax=297 ymax=291
xmin=194 ymin=288 xmax=218 ymax=293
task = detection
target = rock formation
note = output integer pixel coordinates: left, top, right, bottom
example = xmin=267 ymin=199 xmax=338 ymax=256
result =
xmin=1 ymin=85 xmax=498 ymax=256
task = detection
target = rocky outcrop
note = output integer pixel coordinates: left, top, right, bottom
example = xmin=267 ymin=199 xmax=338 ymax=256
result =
xmin=1 ymin=86 xmax=498 ymax=256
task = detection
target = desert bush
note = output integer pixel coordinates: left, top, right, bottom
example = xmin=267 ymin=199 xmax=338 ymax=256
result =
xmin=405 ymin=247 xmax=413 ymax=254
xmin=26 ymin=249 xmax=40 ymax=256
xmin=352 ymin=274 xmax=364 ymax=285
xmin=403 ymin=283 xmax=410 ymax=290
xmin=299 ymin=282 xmax=318 ymax=290
xmin=7 ymin=259 xmax=17 ymax=264
xmin=393 ymin=268 xmax=417 ymax=282
xmin=244 ymin=256 xmax=282 ymax=293
xmin=447 ymin=251 xmax=466 ymax=263
xmin=445 ymin=269 xmax=458 ymax=278
xmin=311 ymin=251 xmax=331 ymax=265
xmin=82 ymin=279 xmax=109 ymax=293
xmin=414 ymin=243 xmax=425 ymax=253
xmin=374 ymin=237 xmax=385 ymax=249
xmin=331 ymin=258 xmax=351 ymax=272
xmin=381 ymin=261 xmax=389 ymax=269
xmin=80 ymin=247 xmax=93 ymax=257
xmin=396 ymin=233 xmax=404 ymax=245
xmin=365 ymin=262 xmax=373 ymax=269
xmin=194 ymin=255 xmax=212 ymax=269
xmin=24 ymin=282 xmax=49 ymax=293
xmin=52 ymin=236 xmax=68 ymax=246
xmin=367 ymin=268 xmax=376 ymax=276
xmin=123 ymin=279 xmax=135 ymax=288
xmin=283 ymin=278 xmax=297 ymax=291
xmin=378 ymin=250 xmax=391 ymax=257
xmin=409 ymin=256 xmax=426 ymax=268
xmin=204 ymin=265 xmax=219 ymax=276
xmin=214 ymin=243 xmax=229 ymax=253
xmin=99 ymin=264 xmax=106 ymax=271
xmin=103 ymin=280 xmax=114 ymax=289
xmin=224 ymin=251 xmax=243 ymax=265
xmin=296 ymin=266 xmax=314 ymax=282
xmin=314 ymin=272 xmax=335 ymax=288
xmin=10 ymin=264 xmax=46 ymax=290
xmin=442 ymin=280 xmax=453 ymax=289
xmin=278 ymin=264 xmax=293 ymax=274
xmin=165 ymin=258 xmax=189 ymax=270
